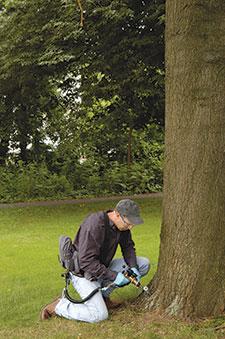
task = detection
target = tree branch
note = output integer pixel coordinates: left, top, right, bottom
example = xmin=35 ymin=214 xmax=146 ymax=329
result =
xmin=76 ymin=0 xmax=84 ymax=27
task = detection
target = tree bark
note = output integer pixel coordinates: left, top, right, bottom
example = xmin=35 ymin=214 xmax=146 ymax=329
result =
xmin=141 ymin=0 xmax=225 ymax=319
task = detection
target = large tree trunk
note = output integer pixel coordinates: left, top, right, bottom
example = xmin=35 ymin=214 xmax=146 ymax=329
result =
xmin=141 ymin=1 xmax=225 ymax=319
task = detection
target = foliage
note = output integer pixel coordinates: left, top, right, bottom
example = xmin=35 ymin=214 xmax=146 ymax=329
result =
xmin=0 ymin=0 xmax=165 ymax=200
xmin=0 ymin=160 xmax=162 ymax=203
xmin=0 ymin=162 xmax=73 ymax=202
xmin=103 ymin=161 xmax=162 ymax=195
xmin=0 ymin=0 xmax=165 ymax=164
xmin=53 ymin=0 xmax=165 ymax=164
xmin=0 ymin=121 xmax=164 ymax=202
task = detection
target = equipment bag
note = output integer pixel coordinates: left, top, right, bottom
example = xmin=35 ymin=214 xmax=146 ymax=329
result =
xmin=58 ymin=235 xmax=78 ymax=272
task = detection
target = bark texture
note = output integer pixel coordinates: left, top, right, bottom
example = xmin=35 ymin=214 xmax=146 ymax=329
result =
xmin=142 ymin=0 xmax=225 ymax=319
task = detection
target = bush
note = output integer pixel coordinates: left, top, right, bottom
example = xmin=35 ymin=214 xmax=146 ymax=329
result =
xmin=0 ymin=162 xmax=73 ymax=202
xmin=0 ymin=141 xmax=163 ymax=203
xmin=102 ymin=161 xmax=162 ymax=195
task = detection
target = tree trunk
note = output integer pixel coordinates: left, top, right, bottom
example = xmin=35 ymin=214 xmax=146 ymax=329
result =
xmin=141 ymin=0 xmax=225 ymax=319
xmin=16 ymin=105 xmax=29 ymax=163
xmin=0 ymin=137 xmax=9 ymax=164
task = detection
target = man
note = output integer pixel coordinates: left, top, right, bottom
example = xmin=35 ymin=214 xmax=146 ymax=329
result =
xmin=40 ymin=199 xmax=150 ymax=322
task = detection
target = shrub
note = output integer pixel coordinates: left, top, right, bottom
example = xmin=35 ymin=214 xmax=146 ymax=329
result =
xmin=102 ymin=161 xmax=162 ymax=195
xmin=0 ymin=141 xmax=163 ymax=202
xmin=0 ymin=162 xmax=73 ymax=202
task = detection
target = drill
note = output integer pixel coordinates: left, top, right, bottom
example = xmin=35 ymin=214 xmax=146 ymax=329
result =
xmin=122 ymin=266 xmax=149 ymax=292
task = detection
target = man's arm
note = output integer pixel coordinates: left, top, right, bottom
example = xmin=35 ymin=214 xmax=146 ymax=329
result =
xmin=119 ymin=230 xmax=138 ymax=268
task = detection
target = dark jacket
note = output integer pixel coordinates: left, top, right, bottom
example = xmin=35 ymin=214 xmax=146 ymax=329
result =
xmin=73 ymin=211 xmax=137 ymax=281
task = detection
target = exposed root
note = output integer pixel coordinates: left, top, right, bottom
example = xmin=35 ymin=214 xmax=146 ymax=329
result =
xmin=215 ymin=324 xmax=225 ymax=331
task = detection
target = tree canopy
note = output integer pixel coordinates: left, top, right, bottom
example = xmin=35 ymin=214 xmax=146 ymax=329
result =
xmin=0 ymin=0 xmax=165 ymax=201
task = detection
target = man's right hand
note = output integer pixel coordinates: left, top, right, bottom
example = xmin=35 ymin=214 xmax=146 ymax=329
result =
xmin=113 ymin=272 xmax=130 ymax=287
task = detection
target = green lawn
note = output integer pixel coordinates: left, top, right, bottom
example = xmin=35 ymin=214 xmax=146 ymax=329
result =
xmin=0 ymin=197 xmax=224 ymax=338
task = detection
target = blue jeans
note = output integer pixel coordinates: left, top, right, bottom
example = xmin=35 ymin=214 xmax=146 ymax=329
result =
xmin=55 ymin=256 xmax=150 ymax=323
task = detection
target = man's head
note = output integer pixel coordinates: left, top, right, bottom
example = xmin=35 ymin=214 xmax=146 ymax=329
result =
xmin=111 ymin=199 xmax=143 ymax=231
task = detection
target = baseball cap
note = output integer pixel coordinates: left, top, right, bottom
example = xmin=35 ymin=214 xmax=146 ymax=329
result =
xmin=115 ymin=199 xmax=143 ymax=225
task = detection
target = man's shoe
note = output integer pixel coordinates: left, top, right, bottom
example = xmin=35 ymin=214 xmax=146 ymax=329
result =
xmin=40 ymin=297 xmax=61 ymax=320
xmin=104 ymin=297 xmax=122 ymax=310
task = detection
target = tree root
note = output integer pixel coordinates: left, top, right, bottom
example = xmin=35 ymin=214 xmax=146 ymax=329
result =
xmin=215 ymin=324 xmax=225 ymax=331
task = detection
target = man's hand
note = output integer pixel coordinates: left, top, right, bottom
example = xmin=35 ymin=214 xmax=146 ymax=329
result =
xmin=130 ymin=267 xmax=141 ymax=282
xmin=114 ymin=272 xmax=130 ymax=287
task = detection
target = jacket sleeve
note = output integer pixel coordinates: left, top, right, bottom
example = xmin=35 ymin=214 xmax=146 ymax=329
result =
xmin=77 ymin=214 xmax=117 ymax=281
xmin=119 ymin=230 xmax=138 ymax=268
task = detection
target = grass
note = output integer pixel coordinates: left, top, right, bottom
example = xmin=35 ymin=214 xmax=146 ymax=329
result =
xmin=0 ymin=197 xmax=224 ymax=338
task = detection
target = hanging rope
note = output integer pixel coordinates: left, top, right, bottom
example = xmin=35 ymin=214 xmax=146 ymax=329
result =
xmin=76 ymin=0 xmax=84 ymax=27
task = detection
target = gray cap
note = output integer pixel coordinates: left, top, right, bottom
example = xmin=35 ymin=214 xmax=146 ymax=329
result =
xmin=115 ymin=199 xmax=143 ymax=225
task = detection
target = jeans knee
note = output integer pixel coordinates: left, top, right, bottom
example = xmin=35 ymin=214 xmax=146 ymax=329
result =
xmin=137 ymin=256 xmax=150 ymax=276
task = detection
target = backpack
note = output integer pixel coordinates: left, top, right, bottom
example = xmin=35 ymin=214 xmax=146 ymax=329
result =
xmin=58 ymin=235 xmax=78 ymax=272
xmin=58 ymin=212 xmax=110 ymax=274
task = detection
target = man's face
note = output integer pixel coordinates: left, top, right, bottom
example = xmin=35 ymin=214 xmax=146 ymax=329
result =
xmin=114 ymin=211 xmax=134 ymax=231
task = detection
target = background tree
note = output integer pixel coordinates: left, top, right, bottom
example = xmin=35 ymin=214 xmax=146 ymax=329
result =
xmin=61 ymin=0 xmax=165 ymax=165
xmin=0 ymin=0 xmax=61 ymax=163
xmin=0 ymin=0 xmax=165 ymax=201
xmin=0 ymin=0 xmax=164 ymax=163
xmin=140 ymin=0 xmax=225 ymax=319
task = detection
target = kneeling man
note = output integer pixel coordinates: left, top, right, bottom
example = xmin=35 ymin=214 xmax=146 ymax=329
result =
xmin=41 ymin=199 xmax=150 ymax=323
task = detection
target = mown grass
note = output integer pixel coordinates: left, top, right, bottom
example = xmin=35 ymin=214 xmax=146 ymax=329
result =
xmin=0 ymin=197 xmax=224 ymax=338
